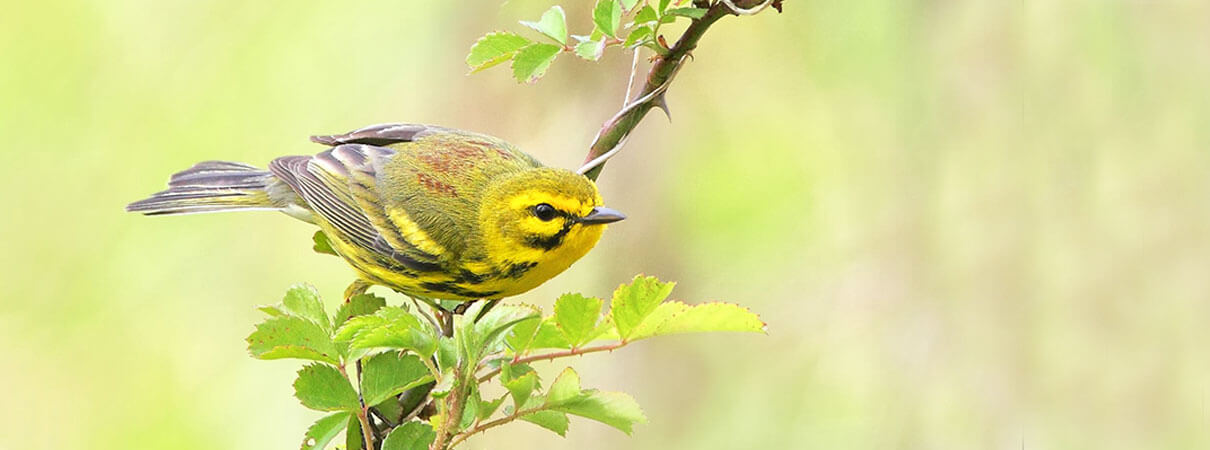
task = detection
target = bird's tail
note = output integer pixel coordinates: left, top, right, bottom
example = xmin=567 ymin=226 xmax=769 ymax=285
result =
xmin=126 ymin=161 xmax=279 ymax=215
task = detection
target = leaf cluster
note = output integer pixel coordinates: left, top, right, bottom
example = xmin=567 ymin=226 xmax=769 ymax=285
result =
xmin=247 ymin=276 xmax=763 ymax=449
xmin=466 ymin=0 xmax=709 ymax=83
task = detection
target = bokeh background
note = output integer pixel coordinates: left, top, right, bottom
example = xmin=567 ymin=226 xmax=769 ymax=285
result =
xmin=3 ymin=0 xmax=1209 ymax=448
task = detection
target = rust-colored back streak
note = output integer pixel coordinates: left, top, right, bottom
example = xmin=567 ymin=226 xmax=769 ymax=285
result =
xmin=416 ymin=172 xmax=457 ymax=196
xmin=419 ymin=143 xmax=487 ymax=176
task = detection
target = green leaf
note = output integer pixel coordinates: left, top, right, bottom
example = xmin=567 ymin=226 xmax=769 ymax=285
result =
xmin=335 ymin=307 xmax=437 ymax=358
xmin=301 ymin=412 xmax=348 ymax=450
xmin=628 ymin=302 xmax=767 ymax=341
xmin=332 ymin=293 xmax=386 ymax=328
xmin=609 ymin=276 xmax=675 ymax=340
xmin=283 ymin=284 xmax=330 ymax=331
xmin=247 ymin=316 xmax=341 ymax=365
xmin=575 ymin=39 xmax=607 ymax=61
xmin=479 ymin=396 xmax=506 ymax=420
xmin=505 ymin=315 xmax=541 ymax=353
xmin=554 ymin=293 xmax=605 ymax=347
xmin=258 ymin=304 xmax=286 ymax=317
xmin=530 ymin=318 xmax=573 ymax=350
xmin=623 ymin=25 xmax=653 ymax=48
xmin=381 ymin=421 xmax=435 ymax=450
xmin=436 ymin=336 xmax=457 ymax=373
xmin=474 ymin=304 xmax=541 ymax=356
xmin=460 ymin=387 xmax=481 ymax=430
xmin=312 ymin=231 xmax=337 ymax=256
xmin=658 ymin=0 xmax=673 ymax=13
xmin=633 ymin=6 xmax=659 ymax=25
xmin=360 ymin=352 xmax=434 ymax=406
xmin=520 ymin=5 xmax=568 ymax=45
xmin=504 ymin=371 xmax=540 ymax=409
xmin=519 ymin=409 xmax=569 ymax=436
xmin=545 ymin=367 xmax=585 ymax=405
xmin=666 ymin=6 xmax=708 ymax=19
xmin=346 ymin=415 xmax=363 ymax=450
xmin=553 ymin=391 xmax=647 ymax=435
xmin=542 ymin=367 xmax=647 ymax=434
xmin=620 ymin=0 xmax=641 ymax=10
xmin=511 ymin=43 xmax=562 ymax=83
xmin=373 ymin=395 xmax=404 ymax=425
xmin=294 ymin=364 xmax=359 ymax=412
xmin=593 ymin=0 xmax=623 ymax=38
xmin=466 ymin=32 xmax=531 ymax=73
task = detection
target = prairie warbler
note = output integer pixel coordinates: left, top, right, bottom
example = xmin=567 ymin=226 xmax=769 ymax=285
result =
xmin=127 ymin=123 xmax=625 ymax=302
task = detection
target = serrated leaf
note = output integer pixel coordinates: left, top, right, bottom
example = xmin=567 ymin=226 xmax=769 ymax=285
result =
xmin=333 ymin=293 xmax=386 ymax=328
xmin=520 ymin=5 xmax=568 ymax=45
xmin=505 ymin=315 xmax=541 ymax=353
xmin=575 ymin=39 xmax=607 ymax=61
xmin=511 ymin=43 xmax=562 ymax=83
xmin=500 ymin=361 xmax=537 ymax=384
xmin=313 ymin=231 xmax=337 ymax=256
xmin=504 ymin=371 xmax=539 ymax=409
xmin=294 ymin=364 xmax=359 ymax=412
xmin=360 ymin=352 xmax=434 ymax=406
xmin=659 ymin=0 xmax=673 ymax=13
xmin=531 ymin=318 xmax=573 ymax=350
xmin=480 ymin=395 xmax=506 ymax=420
xmin=609 ymin=276 xmax=675 ymax=340
xmin=666 ymin=6 xmax=708 ymax=19
xmin=381 ymin=421 xmax=435 ymax=450
xmin=466 ymin=32 xmax=531 ymax=73
xmin=552 ymin=391 xmax=647 ymax=434
xmin=593 ymin=0 xmax=623 ymax=38
xmin=258 ymin=305 xmax=286 ymax=317
xmin=474 ymin=304 xmax=541 ymax=356
xmin=629 ymin=302 xmax=767 ymax=341
xmin=520 ymin=409 xmax=570 ymax=436
xmin=248 ymin=316 xmax=341 ymax=365
xmin=545 ymin=367 xmax=585 ymax=405
xmin=623 ymin=25 xmax=653 ymax=48
xmin=283 ymin=284 xmax=330 ymax=331
xmin=634 ymin=6 xmax=659 ymax=25
xmin=335 ymin=307 xmax=437 ymax=358
xmin=301 ymin=412 xmax=348 ymax=450
xmin=621 ymin=0 xmax=641 ymax=10
xmin=554 ymin=293 xmax=605 ymax=347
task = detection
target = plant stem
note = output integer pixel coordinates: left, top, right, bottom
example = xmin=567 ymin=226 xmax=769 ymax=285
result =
xmin=446 ymin=406 xmax=551 ymax=449
xmin=477 ymin=342 xmax=626 ymax=383
xmin=580 ymin=2 xmax=731 ymax=180
xmin=338 ymin=364 xmax=377 ymax=450
xmin=430 ymin=367 xmax=468 ymax=450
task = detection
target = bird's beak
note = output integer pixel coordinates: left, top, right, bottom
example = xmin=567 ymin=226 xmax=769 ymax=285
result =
xmin=579 ymin=206 xmax=626 ymax=225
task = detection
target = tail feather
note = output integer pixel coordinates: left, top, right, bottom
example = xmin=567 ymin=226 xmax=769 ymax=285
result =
xmin=127 ymin=161 xmax=279 ymax=215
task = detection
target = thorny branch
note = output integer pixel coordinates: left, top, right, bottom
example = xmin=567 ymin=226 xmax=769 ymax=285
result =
xmin=577 ymin=0 xmax=783 ymax=180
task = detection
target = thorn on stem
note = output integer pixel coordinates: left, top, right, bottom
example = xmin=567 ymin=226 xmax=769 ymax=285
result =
xmin=652 ymin=94 xmax=672 ymax=121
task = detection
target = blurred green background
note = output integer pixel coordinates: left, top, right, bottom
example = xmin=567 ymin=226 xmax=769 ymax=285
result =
xmin=3 ymin=0 xmax=1209 ymax=448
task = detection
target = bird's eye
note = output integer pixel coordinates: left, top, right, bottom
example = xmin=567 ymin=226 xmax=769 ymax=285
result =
xmin=533 ymin=203 xmax=557 ymax=221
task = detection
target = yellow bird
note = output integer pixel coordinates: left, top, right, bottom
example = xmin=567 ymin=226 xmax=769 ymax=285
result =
xmin=127 ymin=123 xmax=625 ymax=302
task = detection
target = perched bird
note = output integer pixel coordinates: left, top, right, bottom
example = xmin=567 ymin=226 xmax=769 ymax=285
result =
xmin=127 ymin=123 xmax=625 ymax=302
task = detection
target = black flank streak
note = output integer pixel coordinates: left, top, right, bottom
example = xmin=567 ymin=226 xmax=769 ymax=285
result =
xmin=504 ymin=261 xmax=537 ymax=279
xmin=458 ymin=269 xmax=488 ymax=285
xmin=419 ymin=281 xmax=500 ymax=299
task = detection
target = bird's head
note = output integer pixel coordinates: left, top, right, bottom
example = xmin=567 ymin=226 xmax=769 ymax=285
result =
xmin=478 ymin=168 xmax=624 ymax=290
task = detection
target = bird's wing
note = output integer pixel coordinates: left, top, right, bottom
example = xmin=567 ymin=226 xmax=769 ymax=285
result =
xmin=269 ymin=144 xmax=444 ymax=274
xmin=310 ymin=123 xmax=440 ymax=147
